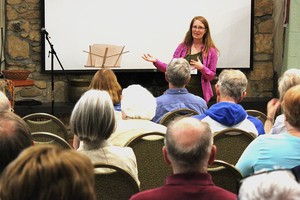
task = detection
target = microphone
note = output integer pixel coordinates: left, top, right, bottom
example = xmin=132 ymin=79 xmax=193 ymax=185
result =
xmin=41 ymin=27 xmax=49 ymax=36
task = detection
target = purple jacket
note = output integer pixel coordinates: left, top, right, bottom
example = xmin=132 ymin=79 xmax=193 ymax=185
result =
xmin=153 ymin=43 xmax=218 ymax=102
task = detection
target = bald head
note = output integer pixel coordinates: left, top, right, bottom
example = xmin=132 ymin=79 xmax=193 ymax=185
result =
xmin=165 ymin=117 xmax=214 ymax=173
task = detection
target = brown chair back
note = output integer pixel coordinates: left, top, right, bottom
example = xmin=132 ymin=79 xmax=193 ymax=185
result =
xmin=208 ymin=160 xmax=243 ymax=194
xmin=125 ymin=132 xmax=172 ymax=191
xmin=159 ymin=108 xmax=198 ymax=127
xmin=213 ymin=128 xmax=256 ymax=165
xmin=94 ymin=163 xmax=140 ymax=200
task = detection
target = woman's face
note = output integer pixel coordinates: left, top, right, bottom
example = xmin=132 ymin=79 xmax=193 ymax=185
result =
xmin=191 ymin=19 xmax=206 ymax=41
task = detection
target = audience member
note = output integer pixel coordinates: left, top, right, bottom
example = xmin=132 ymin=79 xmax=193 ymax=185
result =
xmin=0 ymin=91 xmax=11 ymax=112
xmin=238 ymin=170 xmax=300 ymax=200
xmin=193 ymin=69 xmax=265 ymax=135
xmin=236 ymin=84 xmax=300 ymax=176
xmin=0 ymin=111 xmax=33 ymax=174
xmin=89 ymin=68 xmax=122 ymax=112
xmin=69 ymin=89 xmax=140 ymax=186
xmin=109 ymin=84 xmax=167 ymax=147
xmin=152 ymin=58 xmax=207 ymax=123
xmin=265 ymin=68 xmax=300 ymax=134
xmin=130 ymin=117 xmax=236 ymax=200
xmin=0 ymin=145 xmax=96 ymax=200
xmin=72 ymin=70 xmax=123 ymax=148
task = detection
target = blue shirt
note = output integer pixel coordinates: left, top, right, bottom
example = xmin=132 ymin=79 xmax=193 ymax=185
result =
xmin=152 ymin=88 xmax=207 ymax=123
xmin=236 ymin=132 xmax=300 ymax=176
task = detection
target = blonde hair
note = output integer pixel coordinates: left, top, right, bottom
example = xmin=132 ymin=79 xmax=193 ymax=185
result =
xmin=282 ymin=84 xmax=300 ymax=128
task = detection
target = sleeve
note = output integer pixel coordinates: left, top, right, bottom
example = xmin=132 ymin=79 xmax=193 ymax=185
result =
xmin=201 ymin=48 xmax=217 ymax=81
xmin=153 ymin=43 xmax=185 ymax=73
xmin=235 ymin=138 xmax=260 ymax=177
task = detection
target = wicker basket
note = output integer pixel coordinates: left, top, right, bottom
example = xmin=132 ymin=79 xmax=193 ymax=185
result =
xmin=1 ymin=70 xmax=31 ymax=80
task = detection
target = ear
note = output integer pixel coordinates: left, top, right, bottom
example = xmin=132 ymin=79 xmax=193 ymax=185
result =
xmin=165 ymin=72 xmax=169 ymax=82
xmin=215 ymin=84 xmax=220 ymax=95
xmin=208 ymin=145 xmax=216 ymax=165
xmin=162 ymin=146 xmax=171 ymax=165
xmin=237 ymin=91 xmax=247 ymax=103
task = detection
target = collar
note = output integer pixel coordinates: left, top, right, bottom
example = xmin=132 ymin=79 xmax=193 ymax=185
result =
xmin=166 ymin=172 xmax=214 ymax=186
xmin=166 ymin=88 xmax=188 ymax=94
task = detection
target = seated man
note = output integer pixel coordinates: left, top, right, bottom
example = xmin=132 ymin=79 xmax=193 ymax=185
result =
xmin=152 ymin=58 xmax=207 ymax=123
xmin=193 ymin=69 xmax=265 ymax=135
xmin=130 ymin=117 xmax=236 ymax=200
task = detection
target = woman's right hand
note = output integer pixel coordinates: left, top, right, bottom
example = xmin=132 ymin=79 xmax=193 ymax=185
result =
xmin=142 ymin=53 xmax=157 ymax=63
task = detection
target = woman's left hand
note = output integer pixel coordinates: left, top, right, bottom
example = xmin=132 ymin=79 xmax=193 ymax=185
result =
xmin=190 ymin=57 xmax=203 ymax=71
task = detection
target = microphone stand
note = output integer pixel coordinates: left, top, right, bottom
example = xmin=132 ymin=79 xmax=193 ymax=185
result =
xmin=43 ymin=31 xmax=70 ymax=115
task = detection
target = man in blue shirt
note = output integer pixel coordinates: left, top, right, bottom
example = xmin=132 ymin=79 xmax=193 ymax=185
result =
xmin=152 ymin=58 xmax=207 ymax=123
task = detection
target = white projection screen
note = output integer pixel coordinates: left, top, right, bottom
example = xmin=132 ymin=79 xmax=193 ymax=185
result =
xmin=42 ymin=0 xmax=253 ymax=72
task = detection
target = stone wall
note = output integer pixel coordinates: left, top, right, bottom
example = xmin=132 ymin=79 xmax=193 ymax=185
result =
xmin=4 ymin=0 xmax=275 ymax=102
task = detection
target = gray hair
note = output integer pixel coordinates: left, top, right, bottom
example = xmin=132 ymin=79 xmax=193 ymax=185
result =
xmin=238 ymin=170 xmax=300 ymax=200
xmin=278 ymin=68 xmax=300 ymax=101
xmin=166 ymin=58 xmax=191 ymax=88
xmin=165 ymin=117 xmax=213 ymax=172
xmin=70 ymin=90 xmax=116 ymax=148
xmin=0 ymin=91 xmax=11 ymax=112
xmin=121 ymin=84 xmax=156 ymax=120
xmin=217 ymin=69 xmax=248 ymax=101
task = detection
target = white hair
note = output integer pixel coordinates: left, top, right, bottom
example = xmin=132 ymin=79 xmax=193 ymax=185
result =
xmin=121 ymin=84 xmax=156 ymax=120
xmin=238 ymin=170 xmax=300 ymax=200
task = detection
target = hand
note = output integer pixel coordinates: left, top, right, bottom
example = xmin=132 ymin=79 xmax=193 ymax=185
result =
xmin=266 ymin=98 xmax=280 ymax=119
xmin=142 ymin=53 xmax=157 ymax=63
xmin=190 ymin=57 xmax=203 ymax=70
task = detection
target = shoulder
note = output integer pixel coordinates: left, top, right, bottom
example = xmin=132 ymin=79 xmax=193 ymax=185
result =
xmin=209 ymin=186 xmax=237 ymax=200
xmin=130 ymin=187 xmax=165 ymax=200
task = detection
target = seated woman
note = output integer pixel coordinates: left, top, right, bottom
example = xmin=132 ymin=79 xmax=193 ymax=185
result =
xmin=70 ymin=89 xmax=140 ymax=186
xmin=89 ymin=68 xmax=122 ymax=112
xmin=265 ymin=68 xmax=300 ymax=134
xmin=236 ymin=84 xmax=300 ymax=177
xmin=108 ymin=84 xmax=167 ymax=147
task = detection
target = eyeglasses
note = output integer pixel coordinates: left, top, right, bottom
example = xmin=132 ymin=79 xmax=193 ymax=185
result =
xmin=192 ymin=26 xmax=206 ymax=31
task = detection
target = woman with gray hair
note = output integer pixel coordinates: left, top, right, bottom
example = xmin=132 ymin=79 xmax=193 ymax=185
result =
xmin=70 ymin=89 xmax=139 ymax=186
xmin=265 ymin=68 xmax=300 ymax=134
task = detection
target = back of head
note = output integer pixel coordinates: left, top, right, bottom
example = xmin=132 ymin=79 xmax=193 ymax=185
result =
xmin=89 ymin=68 xmax=122 ymax=104
xmin=0 ymin=91 xmax=11 ymax=112
xmin=70 ymin=89 xmax=116 ymax=148
xmin=238 ymin=170 xmax=300 ymax=200
xmin=217 ymin=69 xmax=248 ymax=101
xmin=166 ymin=58 xmax=191 ymax=88
xmin=278 ymin=68 xmax=300 ymax=101
xmin=165 ymin=117 xmax=213 ymax=173
xmin=0 ymin=145 xmax=96 ymax=200
xmin=0 ymin=111 xmax=32 ymax=173
xmin=282 ymin=84 xmax=300 ymax=129
xmin=121 ymin=84 xmax=156 ymax=120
